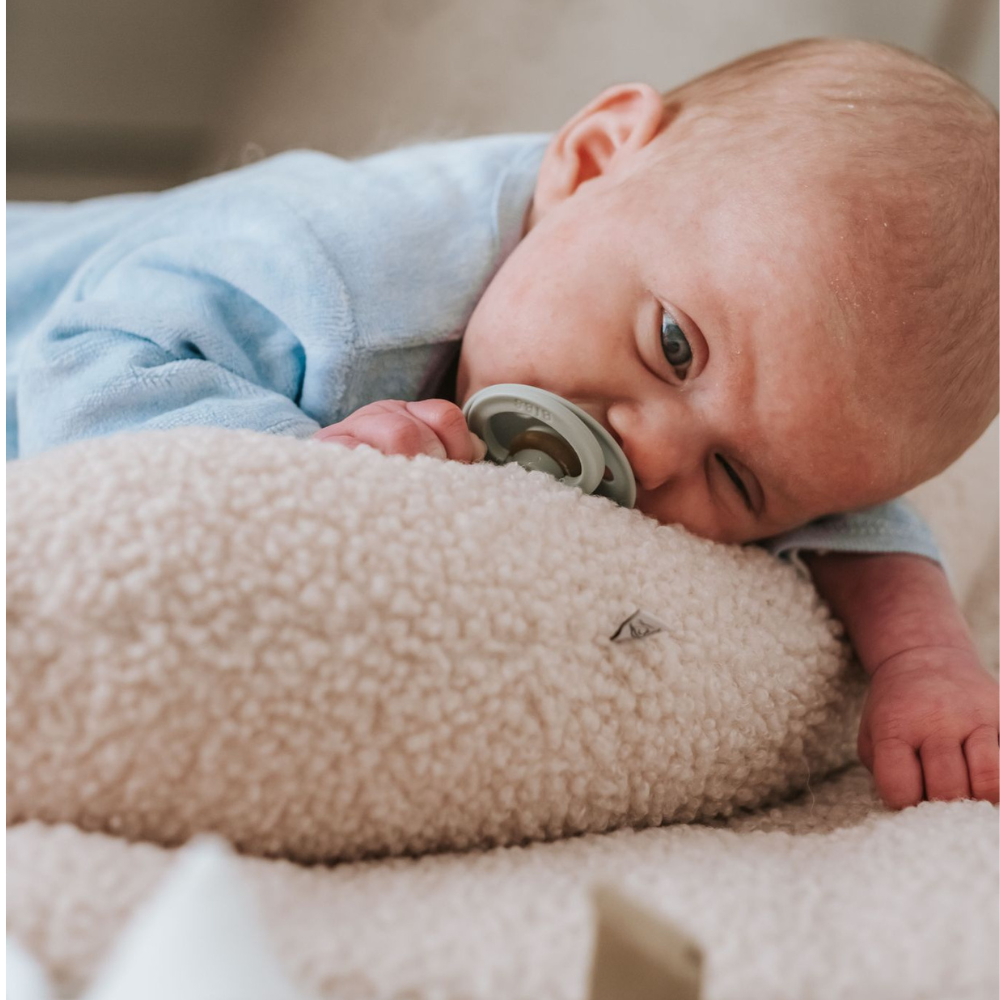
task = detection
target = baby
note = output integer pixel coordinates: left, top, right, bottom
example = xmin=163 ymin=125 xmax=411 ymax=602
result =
xmin=7 ymin=38 xmax=998 ymax=809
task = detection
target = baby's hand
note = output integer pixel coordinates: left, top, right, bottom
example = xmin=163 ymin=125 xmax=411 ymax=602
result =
xmin=857 ymin=646 xmax=999 ymax=808
xmin=313 ymin=399 xmax=488 ymax=463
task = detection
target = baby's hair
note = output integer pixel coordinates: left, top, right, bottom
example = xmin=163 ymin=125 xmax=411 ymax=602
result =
xmin=660 ymin=38 xmax=998 ymax=484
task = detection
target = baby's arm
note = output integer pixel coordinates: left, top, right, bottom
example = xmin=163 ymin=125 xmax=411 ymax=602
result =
xmin=18 ymin=320 xmax=320 ymax=457
xmin=14 ymin=197 xmax=325 ymax=457
xmin=806 ymin=551 xmax=999 ymax=807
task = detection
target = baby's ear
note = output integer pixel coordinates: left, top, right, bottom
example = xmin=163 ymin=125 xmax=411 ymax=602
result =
xmin=533 ymin=83 xmax=664 ymax=214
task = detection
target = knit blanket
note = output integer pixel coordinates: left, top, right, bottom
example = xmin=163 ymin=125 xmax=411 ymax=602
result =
xmin=7 ymin=419 xmax=998 ymax=999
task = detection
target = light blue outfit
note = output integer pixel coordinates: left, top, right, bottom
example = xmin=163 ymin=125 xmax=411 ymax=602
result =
xmin=5 ymin=133 xmax=941 ymax=566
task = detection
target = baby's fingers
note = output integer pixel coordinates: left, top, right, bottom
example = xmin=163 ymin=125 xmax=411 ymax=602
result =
xmin=964 ymin=725 xmax=1000 ymax=803
xmin=919 ymin=738 xmax=971 ymax=801
xmin=404 ymin=399 xmax=487 ymax=463
xmin=313 ymin=427 xmax=359 ymax=445
xmin=872 ymin=737 xmax=923 ymax=809
xmin=857 ymin=720 xmax=873 ymax=771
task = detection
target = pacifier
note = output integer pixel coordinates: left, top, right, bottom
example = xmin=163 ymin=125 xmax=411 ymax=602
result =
xmin=462 ymin=384 xmax=636 ymax=508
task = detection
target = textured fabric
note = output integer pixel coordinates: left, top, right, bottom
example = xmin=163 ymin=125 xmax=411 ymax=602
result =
xmin=6 ymin=135 xmax=548 ymax=459
xmin=7 ymin=769 xmax=998 ymax=1000
xmin=7 ymin=426 xmax=865 ymax=863
xmin=6 ymin=137 xmax=939 ymax=563
xmin=760 ymin=496 xmax=944 ymax=570
xmin=6 ymin=384 xmax=997 ymax=1000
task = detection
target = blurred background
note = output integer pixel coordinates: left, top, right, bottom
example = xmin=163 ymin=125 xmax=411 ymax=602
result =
xmin=7 ymin=0 xmax=999 ymax=201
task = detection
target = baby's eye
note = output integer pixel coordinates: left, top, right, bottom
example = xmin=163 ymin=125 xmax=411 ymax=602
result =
xmin=661 ymin=309 xmax=692 ymax=379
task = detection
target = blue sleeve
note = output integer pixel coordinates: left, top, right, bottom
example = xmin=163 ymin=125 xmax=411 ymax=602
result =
xmin=17 ymin=324 xmax=320 ymax=458
xmin=13 ymin=190 xmax=328 ymax=458
xmin=758 ymin=497 xmax=947 ymax=575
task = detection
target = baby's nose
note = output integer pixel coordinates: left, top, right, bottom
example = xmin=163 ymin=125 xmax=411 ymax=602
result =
xmin=610 ymin=408 xmax=700 ymax=496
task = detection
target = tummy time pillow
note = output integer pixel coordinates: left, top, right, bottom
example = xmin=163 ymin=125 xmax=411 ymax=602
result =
xmin=7 ymin=428 xmax=864 ymax=862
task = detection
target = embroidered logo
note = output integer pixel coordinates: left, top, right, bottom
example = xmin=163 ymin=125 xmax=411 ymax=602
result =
xmin=609 ymin=608 xmax=670 ymax=642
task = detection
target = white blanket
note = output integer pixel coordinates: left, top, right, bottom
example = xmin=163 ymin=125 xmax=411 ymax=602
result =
xmin=7 ymin=419 xmax=998 ymax=999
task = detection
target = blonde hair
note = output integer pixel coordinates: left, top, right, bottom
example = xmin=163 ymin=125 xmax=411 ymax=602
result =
xmin=661 ymin=38 xmax=999 ymax=483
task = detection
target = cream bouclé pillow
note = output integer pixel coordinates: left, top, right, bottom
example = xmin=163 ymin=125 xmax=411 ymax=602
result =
xmin=7 ymin=428 xmax=864 ymax=862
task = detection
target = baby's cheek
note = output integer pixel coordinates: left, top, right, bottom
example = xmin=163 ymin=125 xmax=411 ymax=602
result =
xmin=635 ymin=492 xmax=745 ymax=544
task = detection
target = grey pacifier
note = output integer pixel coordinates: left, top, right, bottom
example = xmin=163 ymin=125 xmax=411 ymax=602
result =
xmin=462 ymin=383 xmax=636 ymax=509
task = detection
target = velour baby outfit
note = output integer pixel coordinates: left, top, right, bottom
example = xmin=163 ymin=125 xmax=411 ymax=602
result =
xmin=5 ymin=134 xmax=941 ymax=564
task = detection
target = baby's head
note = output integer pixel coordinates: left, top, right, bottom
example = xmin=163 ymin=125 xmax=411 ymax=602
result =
xmin=457 ymin=38 xmax=998 ymax=543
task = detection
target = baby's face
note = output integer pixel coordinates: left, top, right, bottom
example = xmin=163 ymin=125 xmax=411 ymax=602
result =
xmin=456 ymin=141 xmax=912 ymax=543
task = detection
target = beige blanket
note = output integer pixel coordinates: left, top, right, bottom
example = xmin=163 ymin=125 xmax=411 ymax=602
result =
xmin=7 ymin=419 xmax=998 ymax=999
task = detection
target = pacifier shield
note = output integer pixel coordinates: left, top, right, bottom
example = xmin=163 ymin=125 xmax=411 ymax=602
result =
xmin=462 ymin=384 xmax=636 ymax=508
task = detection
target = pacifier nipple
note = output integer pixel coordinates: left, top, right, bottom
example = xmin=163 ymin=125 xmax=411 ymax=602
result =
xmin=505 ymin=429 xmax=581 ymax=477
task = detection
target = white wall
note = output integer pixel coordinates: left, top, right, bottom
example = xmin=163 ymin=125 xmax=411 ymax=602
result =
xmin=206 ymin=0 xmax=999 ymax=169
xmin=8 ymin=0 xmax=998 ymax=199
